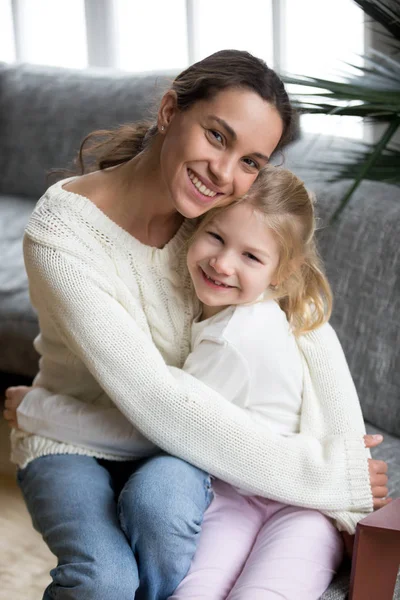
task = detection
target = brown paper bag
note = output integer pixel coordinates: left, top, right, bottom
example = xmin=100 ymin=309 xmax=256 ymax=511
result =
xmin=349 ymin=498 xmax=400 ymax=600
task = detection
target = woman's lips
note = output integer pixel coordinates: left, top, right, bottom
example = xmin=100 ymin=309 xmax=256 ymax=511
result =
xmin=187 ymin=169 xmax=222 ymax=204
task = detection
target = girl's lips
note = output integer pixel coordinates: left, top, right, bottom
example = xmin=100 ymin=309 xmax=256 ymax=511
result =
xmin=200 ymin=268 xmax=234 ymax=290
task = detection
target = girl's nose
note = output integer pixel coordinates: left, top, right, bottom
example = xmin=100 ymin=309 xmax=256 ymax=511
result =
xmin=209 ymin=255 xmax=234 ymax=277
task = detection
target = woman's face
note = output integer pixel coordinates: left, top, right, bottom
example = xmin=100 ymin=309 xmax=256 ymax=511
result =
xmin=158 ymin=87 xmax=284 ymax=219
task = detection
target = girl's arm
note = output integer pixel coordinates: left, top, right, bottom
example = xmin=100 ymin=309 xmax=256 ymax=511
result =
xmin=22 ymin=236 xmax=372 ymax=511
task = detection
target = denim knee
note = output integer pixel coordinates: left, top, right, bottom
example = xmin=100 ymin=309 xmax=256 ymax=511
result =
xmin=47 ymin=560 xmax=138 ymax=600
xmin=118 ymin=455 xmax=213 ymax=598
xmin=118 ymin=455 xmax=213 ymax=541
xmin=17 ymin=455 xmax=140 ymax=600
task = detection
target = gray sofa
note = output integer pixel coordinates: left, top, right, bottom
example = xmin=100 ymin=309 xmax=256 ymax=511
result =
xmin=1 ymin=62 xmax=399 ymax=599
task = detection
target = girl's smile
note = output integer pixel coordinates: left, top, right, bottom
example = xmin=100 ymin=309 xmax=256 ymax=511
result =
xmin=187 ymin=202 xmax=281 ymax=319
xmin=199 ymin=266 xmax=236 ymax=290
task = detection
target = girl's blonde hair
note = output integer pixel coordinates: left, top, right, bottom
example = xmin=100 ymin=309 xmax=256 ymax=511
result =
xmin=197 ymin=166 xmax=332 ymax=335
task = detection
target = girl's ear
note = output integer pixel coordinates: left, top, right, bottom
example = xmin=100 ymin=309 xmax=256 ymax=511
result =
xmin=158 ymin=90 xmax=178 ymax=131
xmin=286 ymin=256 xmax=305 ymax=283
xmin=270 ymin=275 xmax=279 ymax=288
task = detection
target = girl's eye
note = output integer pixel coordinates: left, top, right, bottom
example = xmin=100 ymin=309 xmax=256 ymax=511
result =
xmin=207 ymin=231 xmax=224 ymax=243
xmin=244 ymin=252 xmax=260 ymax=263
xmin=209 ymin=130 xmax=224 ymax=145
xmin=242 ymin=157 xmax=259 ymax=170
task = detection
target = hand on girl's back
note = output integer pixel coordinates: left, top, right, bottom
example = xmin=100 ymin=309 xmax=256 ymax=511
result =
xmin=3 ymin=386 xmax=31 ymax=429
xmin=364 ymin=434 xmax=390 ymax=509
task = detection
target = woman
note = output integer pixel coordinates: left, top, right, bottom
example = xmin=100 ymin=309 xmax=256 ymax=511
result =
xmin=5 ymin=50 xmax=387 ymax=600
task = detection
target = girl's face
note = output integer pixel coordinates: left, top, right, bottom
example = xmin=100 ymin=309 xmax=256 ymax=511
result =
xmin=187 ymin=202 xmax=280 ymax=318
xmin=158 ymin=88 xmax=284 ymax=219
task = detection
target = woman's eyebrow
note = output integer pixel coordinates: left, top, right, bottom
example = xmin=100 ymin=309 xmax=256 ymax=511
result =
xmin=208 ymin=115 xmax=237 ymax=141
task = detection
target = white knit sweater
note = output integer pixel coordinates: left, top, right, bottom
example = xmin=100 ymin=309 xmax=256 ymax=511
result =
xmin=11 ymin=178 xmax=373 ymax=530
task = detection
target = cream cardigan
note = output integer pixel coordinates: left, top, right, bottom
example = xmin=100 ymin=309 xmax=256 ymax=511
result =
xmin=12 ymin=178 xmax=372 ymax=533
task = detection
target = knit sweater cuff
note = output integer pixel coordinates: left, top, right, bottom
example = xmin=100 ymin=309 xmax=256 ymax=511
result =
xmin=344 ymin=437 xmax=373 ymax=512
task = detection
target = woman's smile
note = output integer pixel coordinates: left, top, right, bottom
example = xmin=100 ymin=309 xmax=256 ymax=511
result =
xmin=186 ymin=169 xmax=222 ymax=206
xmin=187 ymin=169 xmax=220 ymax=198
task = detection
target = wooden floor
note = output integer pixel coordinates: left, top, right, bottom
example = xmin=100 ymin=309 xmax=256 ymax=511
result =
xmin=0 ymin=414 xmax=55 ymax=599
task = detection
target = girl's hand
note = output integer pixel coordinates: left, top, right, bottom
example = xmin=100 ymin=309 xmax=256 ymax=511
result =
xmin=364 ymin=434 xmax=391 ymax=509
xmin=3 ymin=386 xmax=32 ymax=429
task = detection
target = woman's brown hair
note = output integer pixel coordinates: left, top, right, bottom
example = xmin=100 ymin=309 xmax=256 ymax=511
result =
xmin=72 ymin=49 xmax=294 ymax=175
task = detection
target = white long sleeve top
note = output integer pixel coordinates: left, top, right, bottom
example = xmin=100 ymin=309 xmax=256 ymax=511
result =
xmin=12 ymin=178 xmax=373 ymax=530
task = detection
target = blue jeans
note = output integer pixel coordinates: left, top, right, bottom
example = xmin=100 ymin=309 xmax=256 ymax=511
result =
xmin=17 ymin=453 xmax=213 ymax=600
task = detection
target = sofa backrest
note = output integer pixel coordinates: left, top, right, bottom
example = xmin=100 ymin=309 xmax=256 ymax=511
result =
xmin=0 ymin=62 xmax=171 ymax=198
xmin=283 ymin=138 xmax=399 ymax=437
xmin=308 ymin=178 xmax=399 ymax=437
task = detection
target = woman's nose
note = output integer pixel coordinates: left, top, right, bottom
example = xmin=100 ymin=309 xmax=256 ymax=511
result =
xmin=209 ymin=154 xmax=236 ymax=186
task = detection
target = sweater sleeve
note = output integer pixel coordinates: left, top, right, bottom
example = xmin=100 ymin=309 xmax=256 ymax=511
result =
xmin=23 ymin=236 xmax=372 ymax=511
xmin=297 ymin=325 xmax=374 ymax=532
xmin=17 ymin=387 xmax=158 ymax=459
xmin=16 ymin=338 xmax=249 ymax=459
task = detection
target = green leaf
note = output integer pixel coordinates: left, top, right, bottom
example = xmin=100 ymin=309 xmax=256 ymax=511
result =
xmin=280 ymin=0 xmax=400 ymax=218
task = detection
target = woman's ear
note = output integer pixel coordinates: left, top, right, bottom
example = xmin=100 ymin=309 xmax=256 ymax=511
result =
xmin=157 ymin=90 xmax=178 ymax=131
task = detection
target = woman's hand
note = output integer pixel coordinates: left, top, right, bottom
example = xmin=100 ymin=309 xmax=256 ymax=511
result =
xmin=364 ymin=434 xmax=391 ymax=509
xmin=3 ymin=386 xmax=32 ymax=429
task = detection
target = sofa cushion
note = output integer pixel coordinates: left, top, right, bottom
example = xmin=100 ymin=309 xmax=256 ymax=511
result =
xmin=0 ymin=62 xmax=171 ymax=199
xmin=283 ymin=137 xmax=400 ymax=438
xmin=0 ymin=194 xmax=39 ymax=375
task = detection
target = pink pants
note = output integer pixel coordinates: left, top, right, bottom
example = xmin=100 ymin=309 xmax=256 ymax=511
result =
xmin=170 ymin=480 xmax=343 ymax=600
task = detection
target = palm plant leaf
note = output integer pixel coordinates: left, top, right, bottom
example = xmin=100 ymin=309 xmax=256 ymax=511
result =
xmin=284 ymin=53 xmax=400 ymax=118
xmin=281 ymin=0 xmax=400 ymax=219
xmin=314 ymin=144 xmax=400 ymax=183
xmin=353 ymin=0 xmax=400 ymax=39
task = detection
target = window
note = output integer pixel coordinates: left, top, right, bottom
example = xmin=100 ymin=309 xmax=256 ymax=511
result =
xmin=3 ymin=0 xmax=87 ymax=68
xmin=284 ymin=0 xmax=364 ymax=138
xmin=0 ymin=0 xmax=365 ymax=137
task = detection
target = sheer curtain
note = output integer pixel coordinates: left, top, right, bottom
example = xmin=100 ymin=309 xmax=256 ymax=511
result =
xmin=1 ymin=0 xmax=365 ymax=137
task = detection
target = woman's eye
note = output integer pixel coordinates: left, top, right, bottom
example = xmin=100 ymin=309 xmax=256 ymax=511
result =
xmin=207 ymin=231 xmax=223 ymax=243
xmin=209 ymin=130 xmax=224 ymax=144
xmin=242 ymin=157 xmax=259 ymax=170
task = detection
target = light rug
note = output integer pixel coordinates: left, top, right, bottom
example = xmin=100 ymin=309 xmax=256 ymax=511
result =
xmin=0 ymin=474 xmax=54 ymax=600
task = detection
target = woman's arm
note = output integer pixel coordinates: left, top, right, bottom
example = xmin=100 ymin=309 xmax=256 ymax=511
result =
xmin=16 ymin=387 xmax=157 ymax=458
xmin=23 ymin=236 xmax=372 ymax=511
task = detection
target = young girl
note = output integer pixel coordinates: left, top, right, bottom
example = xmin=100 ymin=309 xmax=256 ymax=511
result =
xmin=8 ymin=166 xmax=381 ymax=598
xmin=170 ymin=166 xmax=349 ymax=599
